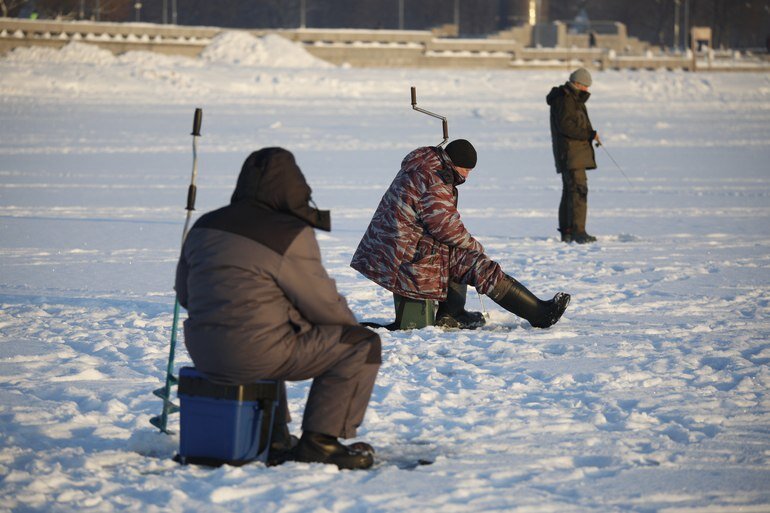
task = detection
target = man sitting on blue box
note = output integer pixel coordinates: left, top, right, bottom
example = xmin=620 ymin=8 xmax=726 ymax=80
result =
xmin=175 ymin=147 xmax=381 ymax=470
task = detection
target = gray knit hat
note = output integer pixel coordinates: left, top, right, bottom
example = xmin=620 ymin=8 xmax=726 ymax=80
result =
xmin=569 ymin=68 xmax=592 ymax=87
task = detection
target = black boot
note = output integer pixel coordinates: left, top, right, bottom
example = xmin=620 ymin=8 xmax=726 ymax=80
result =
xmin=434 ymin=282 xmax=485 ymax=329
xmin=488 ymin=275 xmax=570 ymax=328
xmin=267 ymin=421 xmax=299 ymax=466
xmin=572 ymin=232 xmax=597 ymax=244
xmin=294 ymin=431 xmax=374 ymax=470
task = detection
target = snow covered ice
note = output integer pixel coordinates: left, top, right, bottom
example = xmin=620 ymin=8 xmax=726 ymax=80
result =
xmin=1 ymin=31 xmax=769 ymax=512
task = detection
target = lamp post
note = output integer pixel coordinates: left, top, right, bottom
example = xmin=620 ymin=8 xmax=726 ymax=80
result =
xmin=683 ymin=0 xmax=690 ymax=50
xmin=454 ymin=0 xmax=459 ymax=34
xmin=398 ymin=0 xmax=404 ymax=30
xmin=529 ymin=0 xmax=541 ymax=47
xmin=134 ymin=2 xmax=141 ymax=22
xmin=674 ymin=0 xmax=681 ymax=51
xmin=300 ymin=0 xmax=306 ymax=28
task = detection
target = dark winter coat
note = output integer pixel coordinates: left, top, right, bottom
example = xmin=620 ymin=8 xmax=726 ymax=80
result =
xmin=547 ymin=82 xmax=597 ymax=173
xmin=350 ymin=146 xmax=484 ymax=301
xmin=175 ymin=148 xmax=358 ymax=385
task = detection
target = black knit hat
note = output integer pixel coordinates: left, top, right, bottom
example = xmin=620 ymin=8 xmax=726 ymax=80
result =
xmin=445 ymin=139 xmax=477 ymax=169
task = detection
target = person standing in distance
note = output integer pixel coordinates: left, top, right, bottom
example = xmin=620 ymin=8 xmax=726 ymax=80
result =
xmin=547 ymin=68 xmax=600 ymax=244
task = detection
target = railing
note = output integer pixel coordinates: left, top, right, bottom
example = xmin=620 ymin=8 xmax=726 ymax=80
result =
xmin=2 ymin=17 xmax=767 ymax=71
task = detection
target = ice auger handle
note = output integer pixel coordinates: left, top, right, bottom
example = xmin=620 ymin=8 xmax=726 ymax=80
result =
xmin=191 ymin=108 xmax=202 ymax=136
xmin=186 ymin=184 xmax=197 ymax=211
xmin=410 ymin=86 xmax=449 ymax=147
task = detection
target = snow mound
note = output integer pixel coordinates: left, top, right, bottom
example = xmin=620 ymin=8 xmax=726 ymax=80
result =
xmin=4 ymin=41 xmax=115 ymax=65
xmin=200 ymin=31 xmax=331 ymax=68
xmin=116 ymin=50 xmax=202 ymax=69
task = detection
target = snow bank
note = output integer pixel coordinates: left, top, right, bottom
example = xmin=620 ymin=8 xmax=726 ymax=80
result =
xmin=116 ymin=49 xmax=204 ymax=69
xmin=3 ymin=41 xmax=116 ymax=65
xmin=200 ymin=31 xmax=332 ymax=68
xmin=1 ymin=31 xmax=331 ymax=70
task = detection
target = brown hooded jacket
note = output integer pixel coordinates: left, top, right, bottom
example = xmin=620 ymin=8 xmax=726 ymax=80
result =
xmin=175 ymin=148 xmax=357 ymax=384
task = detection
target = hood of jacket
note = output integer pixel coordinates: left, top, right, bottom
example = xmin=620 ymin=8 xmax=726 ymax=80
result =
xmin=546 ymin=82 xmax=591 ymax=105
xmin=433 ymin=146 xmax=467 ymax=186
xmin=399 ymin=146 xmax=466 ymax=187
xmin=230 ymin=147 xmax=331 ymax=231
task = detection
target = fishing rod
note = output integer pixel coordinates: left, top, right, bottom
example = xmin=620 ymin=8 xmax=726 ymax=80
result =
xmin=150 ymin=107 xmax=203 ymax=434
xmin=596 ymin=141 xmax=633 ymax=187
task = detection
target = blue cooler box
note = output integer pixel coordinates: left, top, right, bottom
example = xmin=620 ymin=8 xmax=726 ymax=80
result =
xmin=177 ymin=367 xmax=280 ymax=466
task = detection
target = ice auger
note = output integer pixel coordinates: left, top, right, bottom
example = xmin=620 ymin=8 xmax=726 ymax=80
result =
xmin=150 ymin=108 xmax=202 ymax=433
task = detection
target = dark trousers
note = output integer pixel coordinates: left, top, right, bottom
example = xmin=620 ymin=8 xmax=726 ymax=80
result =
xmin=270 ymin=325 xmax=381 ymax=439
xmin=559 ymin=168 xmax=588 ymax=235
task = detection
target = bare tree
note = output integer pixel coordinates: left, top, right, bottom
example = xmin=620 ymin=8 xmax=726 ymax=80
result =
xmin=710 ymin=0 xmax=731 ymax=48
xmin=1 ymin=0 xmax=28 ymax=17
xmin=27 ymin=0 xmax=133 ymax=21
xmin=94 ymin=0 xmax=134 ymax=21
xmin=28 ymin=0 xmax=77 ymax=19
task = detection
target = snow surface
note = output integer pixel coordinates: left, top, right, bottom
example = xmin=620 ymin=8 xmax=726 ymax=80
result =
xmin=1 ymin=31 xmax=769 ymax=512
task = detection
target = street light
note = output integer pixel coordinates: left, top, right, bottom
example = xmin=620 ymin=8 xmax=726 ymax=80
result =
xmin=529 ymin=0 xmax=542 ymax=47
xmin=454 ymin=0 xmax=459 ymax=34
xmin=683 ymin=0 xmax=690 ymax=50
xmin=674 ymin=0 xmax=681 ymax=51
xmin=398 ymin=0 xmax=404 ymax=30
xmin=134 ymin=2 xmax=142 ymax=22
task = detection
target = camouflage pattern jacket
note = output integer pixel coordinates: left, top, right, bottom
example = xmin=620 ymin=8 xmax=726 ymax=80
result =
xmin=350 ymin=146 xmax=484 ymax=301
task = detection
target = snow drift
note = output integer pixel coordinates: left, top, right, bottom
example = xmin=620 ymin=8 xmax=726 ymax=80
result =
xmin=200 ymin=31 xmax=332 ymax=68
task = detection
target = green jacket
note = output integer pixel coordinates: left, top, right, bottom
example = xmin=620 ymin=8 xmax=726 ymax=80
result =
xmin=547 ymin=82 xmax=597 ymax=173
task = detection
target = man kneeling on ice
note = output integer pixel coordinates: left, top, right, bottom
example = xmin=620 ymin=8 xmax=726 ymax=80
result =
xmin=351 ymin=139 xmax=570 ymax=329
xmin=176 ymin=148 xmax=381 ymax=470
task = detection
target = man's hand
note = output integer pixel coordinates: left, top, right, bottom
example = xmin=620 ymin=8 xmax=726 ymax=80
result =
xmin=594 ymin=131 xmax=602 ymax=147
